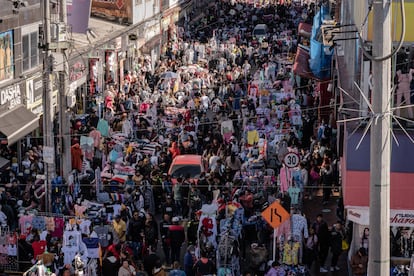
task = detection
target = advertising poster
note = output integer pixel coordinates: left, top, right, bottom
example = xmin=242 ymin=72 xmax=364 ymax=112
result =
xmin=0 ymin=31 xmax=14 ymax=83
xmin=89 ymin=58 xmax=99 ymax=94
xmin=67 ymin=0 xmax=92 ymax=34
xmin=91 ymin=0 xmax=133 ymax=25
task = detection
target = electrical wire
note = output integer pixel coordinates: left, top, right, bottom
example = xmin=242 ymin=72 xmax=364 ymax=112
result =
xmin=358 ymin=0 xmax=406 ymax=62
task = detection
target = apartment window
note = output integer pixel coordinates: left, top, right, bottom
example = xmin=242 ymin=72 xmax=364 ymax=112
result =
xmin=22 ymin=31 xmax=39 ymax=71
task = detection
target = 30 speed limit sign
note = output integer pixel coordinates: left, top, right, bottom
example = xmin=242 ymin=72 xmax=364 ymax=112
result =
xmin=283 ymin=152 xmax=300 ymax=168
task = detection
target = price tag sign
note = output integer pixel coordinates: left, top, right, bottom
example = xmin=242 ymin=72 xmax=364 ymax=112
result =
xmin=283 ymin=152 xmax=300 ymax=168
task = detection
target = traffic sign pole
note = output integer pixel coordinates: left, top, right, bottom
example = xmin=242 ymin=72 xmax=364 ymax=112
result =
xmin=273 ymin=228 xmax=276 ymax=261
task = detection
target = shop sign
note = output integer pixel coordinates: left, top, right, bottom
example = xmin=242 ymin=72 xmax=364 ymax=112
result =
xmin=91 ymin=0 xmax=133 ymax=25
xmin=0 ymin=84 xmax=21 ymax=109
xmin=348 ymin=208 xmax=414 ymax=227
xmin=26 ymin=77 xmax=43 ymax=106
xmin=69 ymin=60 xmax=86 ymax=82
xmin=390 ymin=213 xmax=414 ymax=226
xmin=31 ymin=104 xmax=43 ymax=116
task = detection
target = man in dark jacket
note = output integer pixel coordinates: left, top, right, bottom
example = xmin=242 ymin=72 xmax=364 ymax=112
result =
xmin=312 ymin=213 xmax=330 ymax=273
xmin=160 ymin=214 xmax=172 ymax=266
xmin=127 ymin=210 xmax=145 ymax=260
xmin=329 ymin=221 xmax=345 ymax=272
xmin=168 ymin=217 xmax=185 ymax=263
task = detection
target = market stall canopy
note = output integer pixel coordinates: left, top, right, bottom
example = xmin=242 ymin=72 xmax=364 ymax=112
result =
xmin=0 ymin=156 xmax=9 ymax=170
xmin=0 ymin=106 xmax=39 ymax=145
xmin=293 ymin=45 xmax=315 ymax=79
xmin=298 ymin=22 xmax=312 ymax=38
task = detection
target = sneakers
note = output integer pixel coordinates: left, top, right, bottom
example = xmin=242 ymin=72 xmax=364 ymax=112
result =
xmin=320 ymin=267 xmax=328 ymax=273
xmin=330 ymin=266 xmax=340 ymax=271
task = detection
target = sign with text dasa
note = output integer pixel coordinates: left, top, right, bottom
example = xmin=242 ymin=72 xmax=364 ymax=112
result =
xmin=261 ymin=201 xmax=290 ymax=229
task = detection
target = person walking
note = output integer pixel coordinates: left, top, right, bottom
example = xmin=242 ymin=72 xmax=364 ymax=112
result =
xmin=312 ymin=214 xmax=330 ymax=273
xmin=160 ymin=214 xmax=172 ymax=266
xmin=303 ymin=227 xmax=318 ymax=270
xmin=351 ymin=247 xmax=368 ymax=276
xmin=329 ymin=221 xmax=345 ymax=272
xmin=127 ymin=210 xmax=145 ymax=261
xmin=168 ymin=217 xmax=185 ymax=263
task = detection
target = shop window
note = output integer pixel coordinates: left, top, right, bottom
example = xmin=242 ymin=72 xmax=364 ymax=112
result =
xmin=22 ymin=31 xmax=39 ymax=72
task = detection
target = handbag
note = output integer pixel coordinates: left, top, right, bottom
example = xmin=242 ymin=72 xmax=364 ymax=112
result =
xmin=342 ymin=239 xmax=349 ymax=251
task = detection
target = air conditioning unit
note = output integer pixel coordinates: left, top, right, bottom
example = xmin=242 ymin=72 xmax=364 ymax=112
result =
xmin=67 ymin=95 xmax=76 ymax=108
xmin=51 ymin=23 xmax=67 ymax=43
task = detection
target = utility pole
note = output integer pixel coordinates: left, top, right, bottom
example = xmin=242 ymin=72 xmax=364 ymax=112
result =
xmin=42 ymin=0 xmax=56 ymax=213
xmin=369 ymin=0 xmax=391 ymax=275
xmin=59 ymin=0 xmax=71 ymax=181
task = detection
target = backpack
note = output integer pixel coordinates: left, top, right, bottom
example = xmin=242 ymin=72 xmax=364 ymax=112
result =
xmin=323 ymin=126 xmax=332 ymax=138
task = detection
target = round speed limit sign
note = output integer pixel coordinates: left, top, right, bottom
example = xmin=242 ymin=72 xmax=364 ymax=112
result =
xmin=283 ymin=152 xmax=300 ymax=168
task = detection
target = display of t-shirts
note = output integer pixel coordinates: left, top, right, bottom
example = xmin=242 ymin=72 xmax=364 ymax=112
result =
xmin=282 ymin=241 xmax=300 ymax=266
xmin=94 ymin=225 xmax=110 ymax=248
xmin=51 ymin=217 xmax=65 ymax=238
xmin=97 ymin=119 xmax=110 ymax=137
xmin=197 ymin=203 xmax=218 ymax=248
xmin=7 ymin=243 xmax=17 ymax=256
xmin=61 ymin=245 xmax=79 ymax=265
xmin=291 ymin=214 xmax=309 ymax=240
xmin=276 ymin=219 xmax=291 ymax=242
xmin=288 ymin=186 xmax=301 ymax=205
xmin=221 ymin=120 xmax=235 ymax=143
xmin=80 ymin=220 xmax=91 ymax=235
xmin=279 ymin=166 xmax=292 ymax=193
xmin=32 ymin=240 xmax=47 ymax=259
xmin=40 ymin=230 xmax=48 ymax=241
xmin=75 ymin=204 xmax=87 ymax=217
xmin=19 ymin=215 xmax=33 ymax=235
xmin=0 ymin=244 xmax=6 ymax=254
xmin=82 ymin=237 xmax=100 ymax=259
xmin=112 ymin=204 xmax=122 ymax=216
xmin=63 ymin=230 xmax=81 ymax=247
xmin=32 ymin=216 xmax=46 ymax=231
xmin=247 ymin=130 xmax=259 ymax=145
xmin=291 ymin=169 xmax=303 ymax=190
xmin=5 ymin=234 xmax=17 ymax=256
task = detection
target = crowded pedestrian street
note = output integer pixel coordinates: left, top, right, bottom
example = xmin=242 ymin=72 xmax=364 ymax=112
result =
xmin=0 ymin=0 xmax=400 ymax=275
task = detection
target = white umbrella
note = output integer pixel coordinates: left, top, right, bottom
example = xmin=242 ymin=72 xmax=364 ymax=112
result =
xmin=160 ymin=71 xmax=178 ymax=79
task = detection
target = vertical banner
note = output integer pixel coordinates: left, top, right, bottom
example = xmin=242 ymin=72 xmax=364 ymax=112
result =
xmin=67 ymin=0 xmax=92 ymax=34
xmin=0 ymin=31 xmax=14 ymax=83
xmin=89 ymin=58 xmax=99 ymax=95
xmin=105 ymin=50 xmax=116 ymax=85
xmin=26 ymin=78 xmax=34 ymax=105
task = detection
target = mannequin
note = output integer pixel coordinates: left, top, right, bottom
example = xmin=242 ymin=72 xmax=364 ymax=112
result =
xmin=396 ymin=69 xmax=413 ymax=118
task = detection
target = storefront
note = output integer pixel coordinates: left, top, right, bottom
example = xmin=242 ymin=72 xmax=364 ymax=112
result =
xmin=141 ymin=19 xmax=162 ymax=70
xmin=343 ymin=129 xmax=414 ymax=274
xmin=348 ymin=207 xmax=414 ymax=270
xmin=0 ymin=82 xmax=38 ymax=145
xmin=69 ymin=57 xmax=88 ymax=114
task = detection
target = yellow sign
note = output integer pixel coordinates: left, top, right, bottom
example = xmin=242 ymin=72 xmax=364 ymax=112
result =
xmin=367 ymin=1 xmax=414 ymax=42
xmin=261 ymin=201 xmax=290 ymax=229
